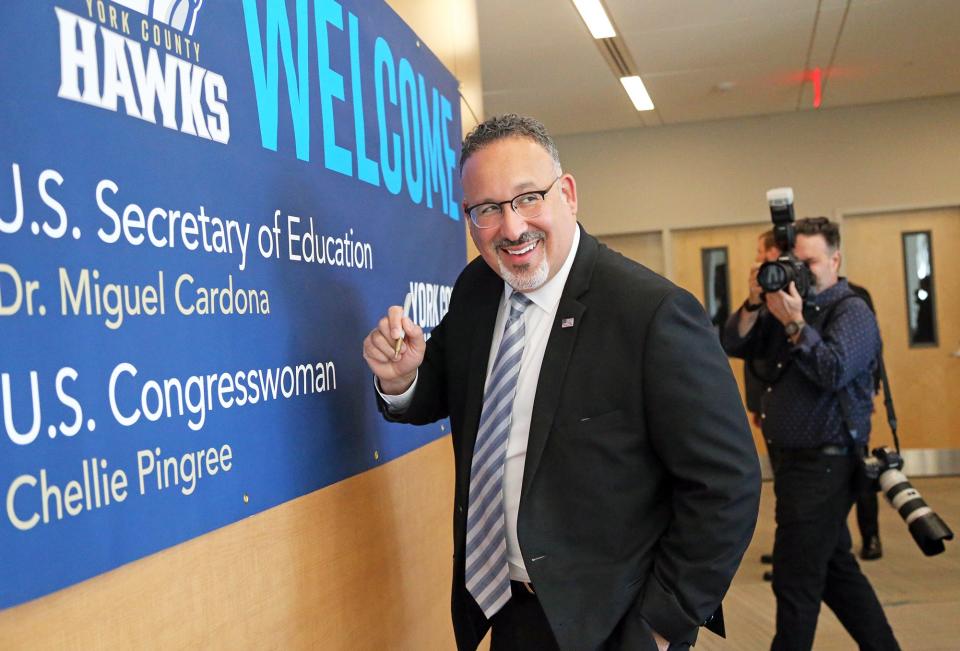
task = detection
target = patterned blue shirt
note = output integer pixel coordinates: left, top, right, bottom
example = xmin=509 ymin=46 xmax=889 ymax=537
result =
xmin=722 ymin=279 xmax=881 ymax=449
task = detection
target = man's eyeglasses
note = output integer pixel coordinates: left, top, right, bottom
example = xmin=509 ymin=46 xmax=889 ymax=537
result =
xmin=464 ymin=177 xmax=561 ymax=229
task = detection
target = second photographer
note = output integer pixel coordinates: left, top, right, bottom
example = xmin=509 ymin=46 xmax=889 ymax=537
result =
xmin=722 ymin=216 xmax=900 ymax=651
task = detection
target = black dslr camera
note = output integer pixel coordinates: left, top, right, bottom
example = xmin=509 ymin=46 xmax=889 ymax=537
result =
xmin=862 ymin=447 xmax=954 ymax=556
xmin=757 ymin=187 xmax=813 ymax=298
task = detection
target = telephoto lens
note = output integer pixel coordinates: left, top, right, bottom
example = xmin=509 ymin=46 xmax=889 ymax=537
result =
xmin=878 ymin=469 xmax=954 ymax=556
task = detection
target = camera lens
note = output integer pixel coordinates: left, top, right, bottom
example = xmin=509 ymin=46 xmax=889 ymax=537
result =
xmin=879 ymin=469 xmax=954 ymax=556
xmin=758 ymin=261 xmax=789 ymax=293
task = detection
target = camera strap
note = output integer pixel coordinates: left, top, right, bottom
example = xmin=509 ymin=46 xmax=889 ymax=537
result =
xmin=820 ymin=293 xmax=901 ymax=454
xmin=876 ymin=355 xmax=901 ymax=453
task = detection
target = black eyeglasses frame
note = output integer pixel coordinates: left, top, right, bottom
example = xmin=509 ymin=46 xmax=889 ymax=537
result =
xmin=464 ymin=176 xmax=561 ymax=229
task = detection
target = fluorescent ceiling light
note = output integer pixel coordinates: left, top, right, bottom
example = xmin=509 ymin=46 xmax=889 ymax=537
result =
xmin=620 ymin=76 xmax=655 ymax=111
xmin=572 ymin=0 xmax=616 ymax=39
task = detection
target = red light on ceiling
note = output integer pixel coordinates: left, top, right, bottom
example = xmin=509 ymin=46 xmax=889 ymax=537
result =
xmin=811 ymin=67 xmax=822 ymax=108
xmin=804 ymin=67 xmax=823 ymax=108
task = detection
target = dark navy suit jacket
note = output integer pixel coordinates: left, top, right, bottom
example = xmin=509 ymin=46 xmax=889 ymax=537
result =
xmin=380 ymin=227 xmax=760 ymax=650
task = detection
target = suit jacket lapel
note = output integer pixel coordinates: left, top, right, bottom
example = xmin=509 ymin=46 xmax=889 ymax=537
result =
xmin=521 ymin=227 xmax=598 ymax=499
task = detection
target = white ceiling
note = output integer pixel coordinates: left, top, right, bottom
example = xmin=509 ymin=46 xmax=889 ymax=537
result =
xmin=477 ymin=0 xmax=960 ymax=135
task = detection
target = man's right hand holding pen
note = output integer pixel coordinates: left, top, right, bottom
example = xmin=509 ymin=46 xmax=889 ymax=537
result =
xmin=362 ymin=302 xmax=425 ymax=396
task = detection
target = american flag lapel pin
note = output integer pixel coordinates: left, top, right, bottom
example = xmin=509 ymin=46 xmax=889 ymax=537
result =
xmin=561 ymin=317 xmax=575 ymax=328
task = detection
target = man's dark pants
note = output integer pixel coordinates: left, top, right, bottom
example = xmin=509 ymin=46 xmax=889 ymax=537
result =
xmin=490 ymin=582 xmax=560 ymax=651
xmin=770 ymin=448 xmax=899 ymax=651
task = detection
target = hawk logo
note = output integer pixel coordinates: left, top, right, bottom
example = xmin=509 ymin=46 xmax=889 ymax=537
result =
xmin=111 ymin=0 xmax=204 ymax=36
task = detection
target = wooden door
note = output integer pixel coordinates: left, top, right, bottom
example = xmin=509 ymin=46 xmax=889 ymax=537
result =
xmin=842 ymin=207 xmax=960 ymax=450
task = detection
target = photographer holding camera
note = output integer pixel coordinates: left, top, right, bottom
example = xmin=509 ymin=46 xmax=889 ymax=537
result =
xmin=722 ymin=209 xmax=900 ymax=651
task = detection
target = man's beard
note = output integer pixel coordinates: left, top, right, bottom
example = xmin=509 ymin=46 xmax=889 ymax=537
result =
xmin=494 ymin=230 xmax=549 ymax=291
xmin=499 ymin=257 xmax=549 ymax=291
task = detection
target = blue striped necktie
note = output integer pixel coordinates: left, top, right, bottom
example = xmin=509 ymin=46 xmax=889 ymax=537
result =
xmin=465 ymin=291 xmax=532 ymax=619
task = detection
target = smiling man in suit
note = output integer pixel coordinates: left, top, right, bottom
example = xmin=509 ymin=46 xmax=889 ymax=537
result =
xmin=362 ymin=114 xmax=760 ymax=651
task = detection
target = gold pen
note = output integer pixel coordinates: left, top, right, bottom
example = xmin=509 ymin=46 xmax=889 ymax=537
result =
xmin=394 ymin=293 xmax=413 ymax=359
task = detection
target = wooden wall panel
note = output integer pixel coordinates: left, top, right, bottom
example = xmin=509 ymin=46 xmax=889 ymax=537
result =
xmin=599 ymin=231 xmax=665 ymax=276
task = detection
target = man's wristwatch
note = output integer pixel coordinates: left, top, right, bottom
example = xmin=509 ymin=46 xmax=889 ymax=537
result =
xmin=784 ymin=320 xmax=806 ymax=337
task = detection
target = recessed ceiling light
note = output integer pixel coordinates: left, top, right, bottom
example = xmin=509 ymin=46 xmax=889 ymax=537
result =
xmin=620 ymin=76 xmax=655 ymax=111
xmin=572 ymin=0 xmax=616 ymax=39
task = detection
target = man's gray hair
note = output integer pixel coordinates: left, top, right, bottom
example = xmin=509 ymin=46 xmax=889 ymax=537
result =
xmin=460 ymin=114 xmax=561 ymax=173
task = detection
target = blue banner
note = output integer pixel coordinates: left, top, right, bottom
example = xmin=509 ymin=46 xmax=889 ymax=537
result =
xmin=0 ymin=0 xmax=464 ymax=609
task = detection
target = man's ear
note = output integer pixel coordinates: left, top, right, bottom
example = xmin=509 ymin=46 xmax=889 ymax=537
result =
xmin=560 ymin=173 xmax=578 ymax=216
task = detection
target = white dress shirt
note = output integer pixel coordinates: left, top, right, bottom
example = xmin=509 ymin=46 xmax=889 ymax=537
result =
xmin=380 ymin=227 xmax=581 ymax=582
